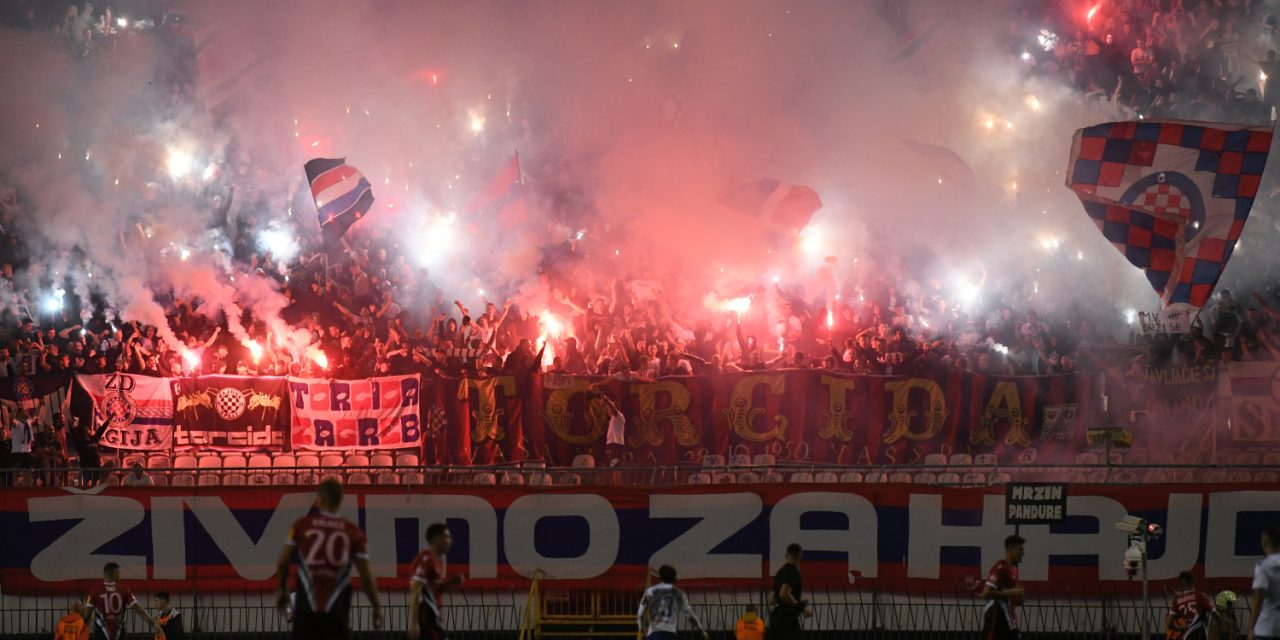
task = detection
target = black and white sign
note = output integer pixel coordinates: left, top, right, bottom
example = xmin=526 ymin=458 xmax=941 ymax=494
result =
xmin=1005 ymin=482 xmax=1068 ymax=524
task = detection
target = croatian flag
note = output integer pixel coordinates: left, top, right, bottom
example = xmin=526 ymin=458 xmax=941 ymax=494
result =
xmin=1065 ymin=120 xmax=1272 ymax=309
xmin=304 ymin=157 xmax=375 ymax=244
xmin=720 ymin=178 xmax=823 ymax=232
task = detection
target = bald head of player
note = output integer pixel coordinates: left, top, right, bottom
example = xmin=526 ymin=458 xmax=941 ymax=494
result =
xmin=316 ymin=479 xmax=343 ymax=512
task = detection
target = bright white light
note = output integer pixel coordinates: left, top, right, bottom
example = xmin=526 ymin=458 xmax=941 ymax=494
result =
xmin=1025 ymin=95 xmax=1042 ymax=111
xmin=246 ymin=340 xmax=263 ymax=362
xmin=413 ymin=213 xmax=458 ymax=267
xmin=468 ymin=109 xmax=485 ymax=133
xmin=201 ymin=163 xmax=216 ymax=182
xmin=1262 ymin=71 xmax=1269 ymax=82
xmin=1124 ymin=308 xmax=1137 ymax=325
xmin=258 ymin=227 xmax=300 ymax=262
xmin=953 ymin=272 xmax=981 ymax=307
xmin=43 ymin=289 xmax=65 ymax=313
xmin=771 ymin=274 xmax=780 ymax=284
xmin=166 ymin=147 xmax=194 ymax=180
xmin=182 ymin=349 xmax=200 ymax=367
xmin=798 ymin=224 xmax=825 ymax=260
xmin=179 ymin=247 xmax=191 ymax=261
xmin=308 ymin=347 xmax=329 ymax=369
xmin=1039 ymin=236 xmax=1061 ymax=252
xmin=1020 ymin=51 xmax=1032 ymax=62
xmin=1037 ymin=29 xmax=1058 ymax=52
xmin=117 ymin=17 xmax=128 ymax=28
xmin=983 ymin=117 xmax=995 ymax=130
xmin=574 ymin=230 xmax=585 ymax=240
xmin=719 ymin=296 xmax=752 ymax=316
xmin=1077 ymin=250 xmax=1084 ymax=261
xmin=993 ymin=343 xmax=1009 ymax=355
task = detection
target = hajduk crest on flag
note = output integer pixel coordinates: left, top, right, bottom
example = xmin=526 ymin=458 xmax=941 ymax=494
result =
xmin=304 ymin=157 xmax=375 ymax=245
xmin=1065 ymin=120 xmax=1273 ymax=309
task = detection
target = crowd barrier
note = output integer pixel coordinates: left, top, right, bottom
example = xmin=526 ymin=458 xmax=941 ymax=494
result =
xmin=0 ymin=583 xmax=1258 ymax=639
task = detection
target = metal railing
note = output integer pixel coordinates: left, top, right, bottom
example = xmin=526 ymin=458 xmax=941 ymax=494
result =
xmin=3 ymin=460 xmax=1279 ymax=489
xmin=0 ymin=582 xmax=1256 ymax=639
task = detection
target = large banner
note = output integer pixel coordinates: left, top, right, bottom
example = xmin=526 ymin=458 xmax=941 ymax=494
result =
xmin=0 ymin=485 xmax=1273 ymax=595
xmin=287 ymin=375 xmax=422 ymax=451
xmin=171 ymin=375 xmax=288 ymax=450
xmin=76 ymin=373 xmax=175 ymax=451
xmin=1225 ymin=361 xmax=1280 ymax=445
xmin=524 ymin=371 xmax=1098 ymax=466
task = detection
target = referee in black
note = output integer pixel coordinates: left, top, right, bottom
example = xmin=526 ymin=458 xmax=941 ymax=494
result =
xmin=766 ymin=543 xmax=811 ymax=640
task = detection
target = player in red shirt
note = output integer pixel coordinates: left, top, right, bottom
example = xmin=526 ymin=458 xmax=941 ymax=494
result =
xmin=981 ymin=535 xmax=1026 ymax=640
xmin=84 ymin=562 xmax=163 ymax=640
xmin=274 ymin=480 xmax=383 ymax=639
xmin=409 ymin=523 xmax=465 ymax=640
xmin=1166 ymin=571 xmax=1219 ymax=640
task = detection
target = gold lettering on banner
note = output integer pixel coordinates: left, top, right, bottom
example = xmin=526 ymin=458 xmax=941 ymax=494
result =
xmin=541 ymin=378 xmax=607 ymax=446
xmin=175 ymin=391 xmax=212 ymax=413
xmin=818 ymin=375 xmax=856 ymax=442
xmin=463 ymin=376 xmax=516 ymax=443
xmin=628 ymin=381 xmax=695 ymax=447
xmin=724 ymin=375 xmax=788 ymax=442
xmin=883 ymin=378 xmax=949 ymax=444
xmin=971 ymin=381 xmax=1027 ymax=446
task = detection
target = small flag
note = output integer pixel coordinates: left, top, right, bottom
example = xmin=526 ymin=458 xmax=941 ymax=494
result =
xmin=466 ymin=152 xmax=527 ymax=227
xmin=1065 ymin=120 xmax=1272 ymax=309
xmin=305 ymin=157 xmax=375 ymax=244
xmin=719 ymin=178 xmax=823 ymax=232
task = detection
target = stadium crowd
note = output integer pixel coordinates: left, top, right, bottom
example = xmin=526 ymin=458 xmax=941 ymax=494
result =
xmin=1018 ymin=0 xmax=1279 ymax=124
xmin=2 ymin=1 xmax=1280 ymax=481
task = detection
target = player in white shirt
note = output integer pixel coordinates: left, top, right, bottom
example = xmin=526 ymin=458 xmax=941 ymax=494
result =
xmin=1250 ymin=526 xmax=1280 ymax=640
xmin=636 ymin=565 xmax=707 ymax=640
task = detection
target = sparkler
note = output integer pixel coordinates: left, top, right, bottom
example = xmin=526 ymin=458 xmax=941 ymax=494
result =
xmin=179 ymin=247 xmax=191 ymax=261
xmin=247 ymin=340 xmax=264 ymax=362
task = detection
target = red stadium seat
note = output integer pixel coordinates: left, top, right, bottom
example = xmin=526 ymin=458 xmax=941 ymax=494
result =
xmin=913 ymin=472 xmax=938 ymax=485
xmin=687 ymin=472 xmax=712 ymax=485
xmin=712 ymin=472 xmax=736 ymax=484
xmin=789 ymin=472 xmax=815 ymax=483
xmin=737 ymin=472 xmax=761 ymax=483
xmin=948 ymin=454 xmax=973 ymax=465
xmin=401 ymin=472 xmax=425 ymax=485
xmin=814 ymin=471 xmax=838 ymax=483
xmin=838 ymin=471 xmax=864 ymax=483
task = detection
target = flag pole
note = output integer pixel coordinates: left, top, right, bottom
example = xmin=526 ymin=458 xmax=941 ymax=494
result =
xmin=515 ymin=149 xmax=524 ymax=186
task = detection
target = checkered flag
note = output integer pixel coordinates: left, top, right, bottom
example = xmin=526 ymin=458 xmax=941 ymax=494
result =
xmin=1066 ymin=120 xmax=1274 ymax=308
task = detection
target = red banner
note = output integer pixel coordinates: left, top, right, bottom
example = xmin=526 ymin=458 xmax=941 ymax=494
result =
xmin=1 ymin=484 xmax=1271 ymax=595
xmin=518 ymin=371 xmax=1098 ymax=465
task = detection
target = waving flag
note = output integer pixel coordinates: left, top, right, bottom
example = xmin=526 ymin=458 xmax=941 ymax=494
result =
xmin=466 ymin=152 xmax=527 ymax=227
xmin=720 ymin=179 xmax=823 ymax=232
xmin=1066 ymin=120 xmax=1273 ymax=308
xmin=305 ymin=157 xmax=375 ymax=244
